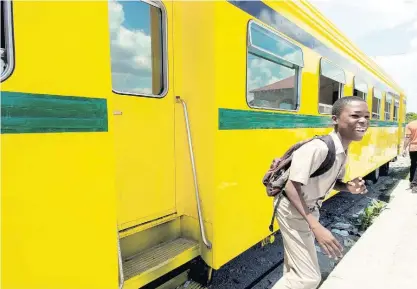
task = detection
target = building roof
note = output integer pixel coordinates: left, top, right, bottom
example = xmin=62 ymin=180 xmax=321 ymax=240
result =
xmin=250 ymin=76 xmax=295 ymax=93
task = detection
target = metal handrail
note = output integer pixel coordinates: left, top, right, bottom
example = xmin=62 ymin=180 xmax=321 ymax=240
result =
xmin=176 ymin=96 xmax=212 ymax=249
xmin=117 ymin=230 xmax=125 ymax=289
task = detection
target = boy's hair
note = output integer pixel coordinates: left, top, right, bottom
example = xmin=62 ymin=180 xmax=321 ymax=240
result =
xmin=332 ymin=96 xmax=367 ymax=117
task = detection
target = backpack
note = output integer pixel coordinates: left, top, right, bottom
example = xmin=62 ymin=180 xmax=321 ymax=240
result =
xmin=262 ymin=135 xmax=336 ymax=232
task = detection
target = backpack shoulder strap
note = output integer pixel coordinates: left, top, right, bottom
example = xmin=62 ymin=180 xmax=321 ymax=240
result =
xmin=310 ymin=135 xmax=336 ymax=178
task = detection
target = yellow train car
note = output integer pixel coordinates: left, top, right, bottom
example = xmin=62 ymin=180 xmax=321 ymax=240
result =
xmin=1 ymin=0 xmax=406 ymax=288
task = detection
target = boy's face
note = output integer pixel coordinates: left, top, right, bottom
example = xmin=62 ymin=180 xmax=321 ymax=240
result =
xmin=333 ymin=101 xmax=370 ymax=141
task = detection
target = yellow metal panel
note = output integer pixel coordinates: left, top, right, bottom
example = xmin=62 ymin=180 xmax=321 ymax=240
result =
xmin=173 ymin=1 xmax=216 ymax=267
xmin=347 ymin=127 xmax=398 ymax=178
xmin=2 ymin=134 xmax=118 ymax=289
xmin=1 ymin=1 xmax=118 ymax=289
xmin=2 ymin=1 xmax=112 ymax=97
xmin=114 ymin=0 xmax=177 ymax=230
xmin=344 ymin=73 xmax=354 ymax=96
xmin=173 ymin=0 xmax=216 ymax=222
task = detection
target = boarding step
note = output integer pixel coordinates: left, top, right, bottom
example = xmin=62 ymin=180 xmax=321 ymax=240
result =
xmin=123 ymin=237 xmax=199 ymax=289
xmin=177 ymin=280 xmax=207 ymax=289
xmin=152 ymin=269 xmax=208 ymax=289
xmin=120 ymin=213 xmax=178 ymax=239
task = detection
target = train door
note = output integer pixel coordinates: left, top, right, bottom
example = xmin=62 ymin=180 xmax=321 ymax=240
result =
xmin=109 ymin=0 xmax=175 ymax=230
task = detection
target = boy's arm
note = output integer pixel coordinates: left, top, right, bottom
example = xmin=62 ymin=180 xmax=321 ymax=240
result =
xmin=284 ymin=179 xmax=319 ymax=229
xmin=284 ymin=180 xmax=342 ymax=258
xmin=403 ymin=124 xmax=411 ymax=155
xmin=334 ymin=181 xmax=348 ymax=191
xmin=403 ymin=135 xmax=411 ymax=155
xmin=334 ymin=164 xmax=367 ymax=194
xmin=334 ymin=162 xmax=348 ymax=191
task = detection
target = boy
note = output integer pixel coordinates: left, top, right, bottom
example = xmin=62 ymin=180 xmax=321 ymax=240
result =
xmin=272 ymin=96 xmax=369 ymax=289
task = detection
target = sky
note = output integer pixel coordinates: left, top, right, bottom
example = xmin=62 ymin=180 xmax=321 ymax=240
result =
xmin=310 ymin=0 xmax=417 ymax=113
xmin=109 ymin=0 xmax=154 ymax=95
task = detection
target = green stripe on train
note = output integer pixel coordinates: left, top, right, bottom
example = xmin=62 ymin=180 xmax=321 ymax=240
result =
xmin=1 ymin=91 xmax=108 ymax=134
xmin=371 ymin=119 xmax=400 ymax=128
xmin=219 ymin=108 xmax=399 ymax=130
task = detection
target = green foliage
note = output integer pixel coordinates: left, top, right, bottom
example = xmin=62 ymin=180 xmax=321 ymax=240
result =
xmin=358 ymin=199 xmax=386 ymax=231
xmin=406 ymin=112 xmax=417 ymax=123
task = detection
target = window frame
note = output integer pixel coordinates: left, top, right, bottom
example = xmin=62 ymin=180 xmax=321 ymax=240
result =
xmin=384 ymin=93 xmax=392 ymax=121
xmin=353 ymin=77 xmax=368 ymax=101
xmin=1 ymin=0 xmax=15 ymax=82
xmin=109 ymin=0 xmax=168 ymax=98
xmin=372 ymin=87 xmax=382 ymax=120
xmin=246 ymin=20 xmax=303 ymax=112
xmin=393 ymin=98 xmax=399 ymax=122
xmin=318 ymin=58 xmax=346 ymax=115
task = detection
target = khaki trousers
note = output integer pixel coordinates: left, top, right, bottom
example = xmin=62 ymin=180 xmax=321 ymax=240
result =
xmin=271 ymin=196 xmax=321 ymax=289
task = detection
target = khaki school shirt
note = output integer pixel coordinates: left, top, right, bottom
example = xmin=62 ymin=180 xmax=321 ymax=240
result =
xmin=288 ymin=131 xmax=347 ymax=208
xmin=405 ymin=120 xmax=417 ymax=152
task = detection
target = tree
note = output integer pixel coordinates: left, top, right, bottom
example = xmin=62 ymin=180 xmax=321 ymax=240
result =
xmin=406 ymin=112 xmax=417 ymax=123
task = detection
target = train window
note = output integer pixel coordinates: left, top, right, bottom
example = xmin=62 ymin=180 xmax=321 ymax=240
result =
xmin=353 ymin=77 xmax=368 ymax=101
xmin=1 ymin=0 xmax=14 ymax=82
xmin=393 ymin=99 xmax=399 ymax=121
xmin=247 ymin=21 xmax=303 ymax=111
xmin=385 ymin=93 xmax=392 ymax=120
xmin=372 ymin=88 xmax=382 ymax=119
xmin=319 ymin=59 xmax=345 ymax=114
xmin=108 ymin=0 xmax=166 ymax=97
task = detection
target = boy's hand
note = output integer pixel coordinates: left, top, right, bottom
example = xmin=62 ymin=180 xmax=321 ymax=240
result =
xmin=347 ymin=177 xmax=367 ymax=194
xmin=312 ymin=224 xmax=343 ymax=259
